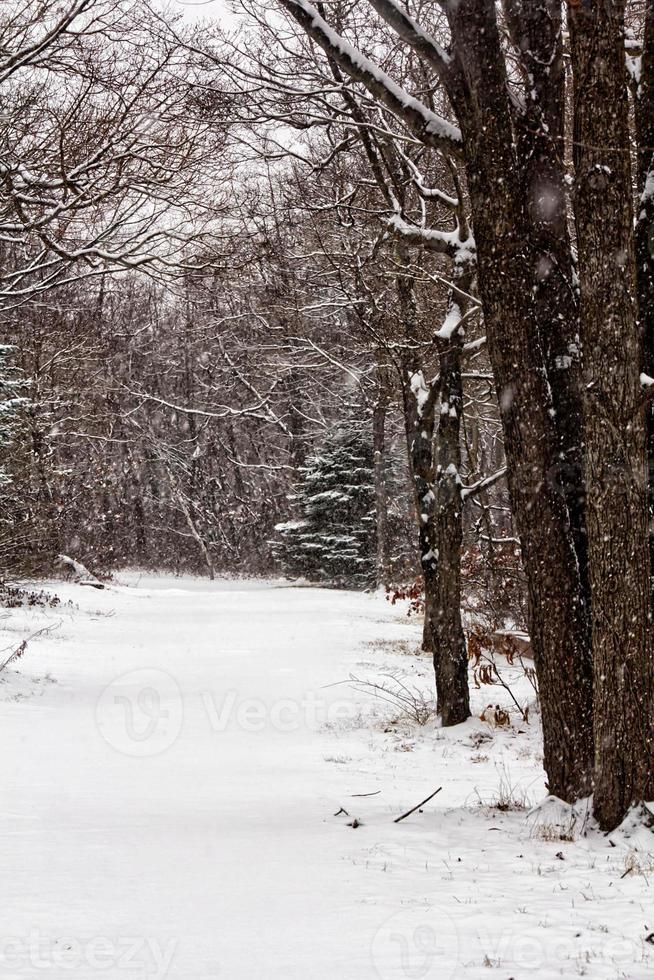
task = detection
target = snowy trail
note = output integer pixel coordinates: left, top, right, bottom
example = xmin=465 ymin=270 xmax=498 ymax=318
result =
xmin=0 ymin=577 xmax=652 ymax=979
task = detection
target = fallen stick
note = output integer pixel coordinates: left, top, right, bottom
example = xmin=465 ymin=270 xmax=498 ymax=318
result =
xmin=394 ymin=787 xmax=442 ymax=824
xmin=351 ymin=790 xmax=381 ymax=798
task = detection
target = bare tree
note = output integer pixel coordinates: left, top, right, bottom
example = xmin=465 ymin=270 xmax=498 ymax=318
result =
xmin=0 ymin=0 xmax=226 ymax=312
xmin=271 ymin=0 xmax=593 ymax=805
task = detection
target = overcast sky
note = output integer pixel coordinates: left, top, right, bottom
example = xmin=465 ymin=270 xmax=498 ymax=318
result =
xmin=168 ymin=0 xmax=242 ymax=22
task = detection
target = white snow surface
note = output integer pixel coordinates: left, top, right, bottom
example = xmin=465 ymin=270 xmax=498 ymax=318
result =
xmin=0 ymin=575 xmax=652 ymax=979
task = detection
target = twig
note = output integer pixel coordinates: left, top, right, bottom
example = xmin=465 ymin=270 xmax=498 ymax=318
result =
xmin=394 ymin=787 xmax=442 ymax=823
xmin=478 ymin=651 xmax=529 ymax=722
xmin=0 ymin=639 xmax=27 ymax=673
xmin=0 ymin=623 xmax=59 ymax=673
xmin=351 ymin=790 xmax=381 ymax=797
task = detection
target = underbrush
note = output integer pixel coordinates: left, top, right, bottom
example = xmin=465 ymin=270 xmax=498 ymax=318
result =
xmin=346 ymin=670 xmax=438 ymax=726
xmin=0 ymin=582 xmax=60 ymax=609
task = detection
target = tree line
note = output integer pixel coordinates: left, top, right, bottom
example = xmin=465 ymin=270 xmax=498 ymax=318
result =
xmin=1 ymin=0 xmax=652 ymax=831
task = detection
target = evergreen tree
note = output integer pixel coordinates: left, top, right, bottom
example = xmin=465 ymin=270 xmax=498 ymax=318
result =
xmin=0 ymin=344 xmax=41 ymax=576
xmin=272 ymin=423 xmax=376 ymax=588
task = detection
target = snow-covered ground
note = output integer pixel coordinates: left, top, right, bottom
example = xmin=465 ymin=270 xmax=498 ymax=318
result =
xmin=0 ymin=575 xmax=652 ymax=979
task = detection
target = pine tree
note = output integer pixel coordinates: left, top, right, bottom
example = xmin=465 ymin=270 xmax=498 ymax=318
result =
xmin=272 ymin=423 xmax=376 ymax=588
xmin=0 ymin=344 xmax=33 ymax=574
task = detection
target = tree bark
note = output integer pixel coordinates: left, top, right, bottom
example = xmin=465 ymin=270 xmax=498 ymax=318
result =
xmin=447 ymin=0 xmax=593 ymax=800
xmin=430 ymin=301 xmax=470 ymax=726
xmin=372 ymin=358 xmax=391 ymax=589
xmin=633 ymin=0 xmax=654 ymax=591
xmin=505 ymin=0 xmax=590 ymax=612
xmin=397 ymin=259 xmax=470 ymax=727
xmin=570 ymin=0 xmax=654 ymax=830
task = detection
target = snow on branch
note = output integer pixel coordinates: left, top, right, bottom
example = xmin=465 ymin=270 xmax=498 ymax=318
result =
xmin=409 ymin=370 xmax=431 ymax=419
xmin=395 ymin=147 xmax=463 ymax=213
xmin=461 ymin=467 xmax=508 ymax=501
xmin=436 ymin=300 xmax=463 ymax=341
xmin=367 ymin=0 xmax=453 ymax=79
xmin=0 ymin=0 xmax=94 ymax=84
xmin=125 ymin=386 xmax=288 ymax=432
xmin=277 ymin=0 xmax=462 ymax=155
xmin=463 ymin=335 xmax=487 ymax=356
xmin=387 ymin=213 xmax=475 ymax=261
xmin=637 ymin=372 xmax=654 ymax=412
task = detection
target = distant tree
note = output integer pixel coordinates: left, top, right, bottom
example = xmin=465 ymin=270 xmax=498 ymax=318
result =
xmin=272 ymin=422 xmax=376 ymax=588
xmin=0 ymin=0 xmax=226 ymax=313
xmin=0 ymin=345 xmax=36 ymax=573
xmin=0 ymin=345 xmax=26 ymax=455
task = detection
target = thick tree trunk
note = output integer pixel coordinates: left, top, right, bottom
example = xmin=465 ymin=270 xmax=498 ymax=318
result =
xmin=448 ymin=0 xmax=594 ymax=801
xmin=570 ymin=1 xmax=654 ymax=831
xmin=633 ymin=0 xmax=654 ymax=591
xmin=506 ymin=0 xmax=589 ymax=611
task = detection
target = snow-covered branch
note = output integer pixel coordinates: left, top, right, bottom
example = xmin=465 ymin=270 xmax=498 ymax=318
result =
xmin=276 ymin=0 xmax=462 ymax=155
xmin=461 ymin=466 xmax=508 ymax=501
xmin=366 ymin=0 xmax=454 ymax=84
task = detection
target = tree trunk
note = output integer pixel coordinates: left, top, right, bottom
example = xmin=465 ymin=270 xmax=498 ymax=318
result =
xmin=506 ymin=0 xmax=590 ymax=612
xmin=570 ymin=0 xmax=654 ymax=831
xmin=163 ymin=461 xmax=216 ymax=581
xmin=633 ymin=0 xmax=654 ymax=592
xmin=448 ymin=0 xmax=593 ymax=801
xmin=430 ymin=314 xmax=470 ymax=726
xmin=397 ymin=262 xmax=470 ymax=727
xmin=372 ymin=359 xmax=391 ymax=589
xmin=278 ymin=0 xmax=594 ymax=798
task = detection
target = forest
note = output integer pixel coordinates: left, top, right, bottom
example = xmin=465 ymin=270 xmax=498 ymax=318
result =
xmin=2 ymin=2 xmax=654 ymax=978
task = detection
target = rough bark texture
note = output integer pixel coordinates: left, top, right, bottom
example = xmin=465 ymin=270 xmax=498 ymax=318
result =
xmin=447 ymin=0 xmax=593 ymax=801
xmin=397 ymin=262 xmax=470 ymax=728
xmin=431 ymin=304 xmax=470 ymax=727
xmin=372 ymin=360 xmax=390 ymax=589
xmin=341 ymin=0 xmax=593 ymax=798
xmin=505 ymin=0 xmax=589 ymax=612
xmin=570 ymin=1 xmax=654 ymax=831
xmin=634 ymin=0 xmax=654 ymax=588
